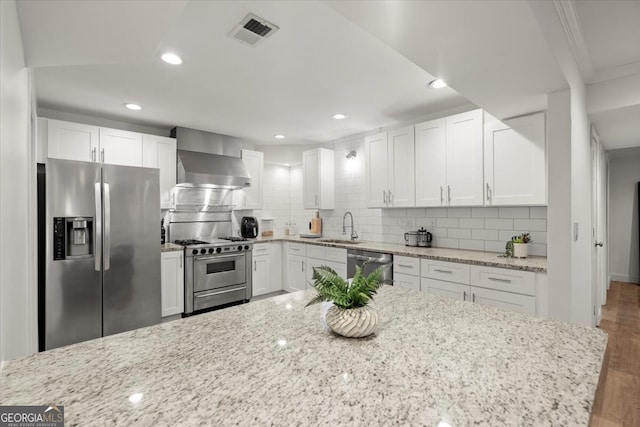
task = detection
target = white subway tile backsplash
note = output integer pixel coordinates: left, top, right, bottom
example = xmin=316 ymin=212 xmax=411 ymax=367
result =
xmin=499 ymin=230 xmax=521 ymax=242
xmin=447 ymin=207 xmax=472 ymax=218
xmin=459 ymin=218 xmax=484 ymax=229
xmin=437 ymin=218 xmax=459 ymax=228
xmin=513 ymin=218 xmax=547 ymax=232
xmin=459 ymin=239 xmax=484 ymax=251
xmin=529 ymin=243 xmax=547 ymax=256
xmin=448 ymin=228 xmax=471 ymax=239
xmin=529 ymin=231 xmax=547 ymax=244
xmin=435 ymin=237 xmax=459 ymax=249
xmin=529 ymin=207 xmax=548 ymax=218
xmin=425 ymin=208 xmax=448 ymax=218
xmin=472 ymin=229 xmax=499 ymax=241
xmin=471 ymin=207 xmax=499 ymax=218
xmin=432 ymin=228 xmax=448 ymax=238
xmin=498 ymin=207 xmax=530 ymax=218
xmin=484 ymin=218 xmax=514 ymax=230
xmin=485 ymin=241 xmax=507 ymax=253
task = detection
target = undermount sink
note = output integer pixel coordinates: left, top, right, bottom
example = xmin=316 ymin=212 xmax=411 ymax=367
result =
xmin=317 ymin=238 xmax=363 ymax=244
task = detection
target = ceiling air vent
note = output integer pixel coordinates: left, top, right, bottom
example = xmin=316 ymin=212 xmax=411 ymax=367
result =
xmin=229 ymin=13 xmax=279 ymax=47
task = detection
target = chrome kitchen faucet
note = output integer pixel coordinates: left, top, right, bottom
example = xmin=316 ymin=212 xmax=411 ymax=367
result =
xmin=342 ymin=211 xmax=358 ymax=241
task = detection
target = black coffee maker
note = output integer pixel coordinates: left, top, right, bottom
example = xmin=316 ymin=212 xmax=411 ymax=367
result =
xmin=241 ymin=216 xmax=259 ymax=238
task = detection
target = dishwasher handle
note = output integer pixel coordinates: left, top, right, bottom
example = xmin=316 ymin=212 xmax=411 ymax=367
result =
xmin=347 ymin=252 xmax=393 ymax=264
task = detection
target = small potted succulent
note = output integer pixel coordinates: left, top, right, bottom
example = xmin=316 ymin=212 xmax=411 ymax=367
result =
xmin=506 ymin=233 xmax=532 ymax=258
xmin=306 ymin=265 xmax=388 ymax=338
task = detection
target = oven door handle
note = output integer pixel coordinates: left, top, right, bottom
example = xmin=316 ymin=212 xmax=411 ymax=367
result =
xmin=194 ymin=253 xmax=243 ymax=262
xmin=195 ymin=287 xmax=246 ymax=299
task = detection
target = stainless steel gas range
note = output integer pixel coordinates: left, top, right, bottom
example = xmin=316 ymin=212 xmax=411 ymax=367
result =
xmin=175 ymin=237 xmax=252 ymax=315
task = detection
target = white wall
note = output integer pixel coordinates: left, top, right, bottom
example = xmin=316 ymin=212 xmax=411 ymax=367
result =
xmin=1 ymin=0 xmax=35 ymax=362
xmin=609 ymin=148 xmax=640 ymax=284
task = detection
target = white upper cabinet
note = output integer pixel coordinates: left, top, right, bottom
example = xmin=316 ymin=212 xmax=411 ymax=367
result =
xmin=302 ymin=148 xmax=334 ymax=209
xmin=142 ymin=135 xmax=177 ymax=209
xmin=445 ymin=109 xmax=484 ymax=206
xmin=241 ymin=149 xmax=264 ymax=210
xmin=365 ymin=127 xmax=415 ymax=208
xmin=415 ymin=118 xmax=447 ymax=207
xmin=484 ymin=112 xmax=546 ymax=206
xmin=47 ymin=119 xmax=99 ymax=162
xmin=365 ymin=132 xmax=389 ymax=208
xmin=98 ymin=127 xmax=143 ymax=167
xmin=388 ymin=126 xmax=415 ymax=207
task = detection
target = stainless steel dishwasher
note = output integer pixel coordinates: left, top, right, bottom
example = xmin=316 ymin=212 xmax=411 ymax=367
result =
xmin=347 ymin=249 xmax=393 ymax=283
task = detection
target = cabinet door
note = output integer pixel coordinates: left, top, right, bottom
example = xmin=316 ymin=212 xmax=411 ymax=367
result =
xmin=365 ymin=132 xmax=389 ymax=208
xmin=306 ymin=258 xmax=347 ymax=285
xmin=286 ymin=254 xmax=307 ymax=292
xmin=267 ymin=243 xmax=283 ymax=293
xmin=142 ymin=135 xmax=177 ymax=209
xmin=421 ymin=278 xmax=469 ymax=301
xmin=47 ymin=119 xmax=99 ymax=162
xmin=303 ymin=149 xmax=319 ymax=209
xmin=446 ymin=110 xmax=484 ymax=206
xmin=99 ymin=127 xmax=143 ymax=167
xmin=241 ymin=149 xmax=264 ymax=210
xmin=388 ymin=126 xmax=415 ymax=207
xmin=415 ymin=118 xmax=447 ymax=207
xmin=470 ymin=286 xmax=536 ymax=315
xmin=394 ymin=272 xmax=420 ymax=291
xmin=161 ymin=251 xmax=184 ymax=317
xmin=484 ymin=112 xmax=546 ymax=206
xmin=317 ymin=148 xmax=334 ymax=210
xmin=252 ymin=254 xmax=270 ymax=297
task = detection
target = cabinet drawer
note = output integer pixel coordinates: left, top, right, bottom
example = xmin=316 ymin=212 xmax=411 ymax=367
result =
xmin=394 ymin=273 xmax=420 ymax=291
xmin=253 ymin=243 xmax=269 ymax=255
xmin=325 ymin=247 xmax=346 ymax=263
xmin=394 ymin=256 xmax=420 ymax=276
xmin=471 ymin=286 xmax=536 ymax=315
xmin=306 ymin=244 xmax=325 ymax=260
xmin=421 ymin=259 xmax=470 ymax=284
xmin=470 ymin=266 xmax=535 ymax=296
xmin=286 ymin=243 xmax=306 ymax=256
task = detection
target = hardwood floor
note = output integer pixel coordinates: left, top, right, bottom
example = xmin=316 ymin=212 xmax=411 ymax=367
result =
xmin=591 ymin=281 xmax=640 ymax=427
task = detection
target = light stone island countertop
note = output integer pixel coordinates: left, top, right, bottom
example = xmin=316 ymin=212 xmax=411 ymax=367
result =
xmin=160 ymin=242 xmax=183 ymax=252
xmin=0 ymin=287 xmax=606 ymax=426
xmin=255 ymin=236 xmax=547 ymax=272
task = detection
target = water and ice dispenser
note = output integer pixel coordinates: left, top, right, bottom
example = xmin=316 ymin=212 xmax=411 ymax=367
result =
xmin=53 ymin=217 xmax=94 ymax=260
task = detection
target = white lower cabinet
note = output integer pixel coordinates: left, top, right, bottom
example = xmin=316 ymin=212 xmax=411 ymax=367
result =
xmin=161 ymin=251 xmax=184 ymax=317
xmin=305 ymin=245 xmax=347 ymax=288
xmin=252 ymin=243 xmax=283 ymax=297
xmin=285 ymin=243 xmax=307 ymax=292
xmin=393 ymin=255 xmax=420 ymax=291
xmin=420 ymin=259 xmax=537 ymax=315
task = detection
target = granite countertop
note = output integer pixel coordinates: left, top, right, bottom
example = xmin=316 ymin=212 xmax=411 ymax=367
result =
xmin=0 ymin=287 xmax=606 ymax=426
xmin=160 ymin=242 xmax=183 ymax=252
xmin=255 ymin=236 xmax=547 ymax=272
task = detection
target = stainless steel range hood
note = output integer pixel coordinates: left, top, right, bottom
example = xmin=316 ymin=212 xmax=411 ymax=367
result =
xmin=173 ymin=127 xmax=252 ymax=189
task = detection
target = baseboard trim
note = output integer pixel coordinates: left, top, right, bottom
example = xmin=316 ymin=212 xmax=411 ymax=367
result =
xmin=611 ymin=274 xmax=640 ymax=284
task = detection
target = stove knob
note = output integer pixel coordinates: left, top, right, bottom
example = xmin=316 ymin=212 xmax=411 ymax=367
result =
xmin=244 ymin=245 xmax=249 ymax=250
xmin=200 ymin=249 xmax=207 ymax=254
xmin=192 ymin=249 xmax=198 ymax=255
xmin=216 ymin=247 xmax=222 ymax=254
xmin=238 ymin=245 xmax=243 ymax=251
xmin=208 ymin=248 xmax=214 ymax=254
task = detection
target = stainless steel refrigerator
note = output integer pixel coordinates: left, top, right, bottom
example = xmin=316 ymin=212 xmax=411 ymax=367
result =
xmin=38 ymin=159 xmax=161 ymax=351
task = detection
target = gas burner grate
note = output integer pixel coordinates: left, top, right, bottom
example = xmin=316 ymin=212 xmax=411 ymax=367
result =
xmin=220 ymin=237 xmax=248 ymax=242
xmin=174 ymin=239 xmax=208 ymax=246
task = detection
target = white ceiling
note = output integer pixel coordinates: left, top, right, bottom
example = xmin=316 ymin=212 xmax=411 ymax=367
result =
xmin=16 ymin=0 xmax=470 ymax=144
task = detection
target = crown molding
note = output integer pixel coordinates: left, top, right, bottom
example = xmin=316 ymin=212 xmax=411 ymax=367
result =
xmin=553 ymin=0 xmax=594 ymax=82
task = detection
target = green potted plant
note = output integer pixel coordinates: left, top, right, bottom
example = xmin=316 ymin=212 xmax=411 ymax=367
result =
xmin=306 ymin=265 xmax=388 ymax=338
xmin=507 ymin=233 xmax=532 ymax=258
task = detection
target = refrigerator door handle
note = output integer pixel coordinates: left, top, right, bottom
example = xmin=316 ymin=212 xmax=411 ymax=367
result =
xmin=104 ymin=182 xmax=111 ymax=271
xmin=94 ymin=182 xmax=102 ymax=271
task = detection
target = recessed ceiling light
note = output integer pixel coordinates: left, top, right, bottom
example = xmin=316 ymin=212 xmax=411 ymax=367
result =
xmin=161 ymin=52 xmax=182 ymax=65
xmin=332 ymin=113 xmax=347 ymax=120
xmin=124 ymin=103 xmax=142 ymax=111
xmin=274 ymin=134 xmax=285 ymax=139
xmin=429 ymin=79 xmax=447 ymax=89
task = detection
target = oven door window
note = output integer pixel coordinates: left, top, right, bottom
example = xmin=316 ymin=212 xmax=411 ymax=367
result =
xmin=206 ymin=260 xmax=235 ymax=275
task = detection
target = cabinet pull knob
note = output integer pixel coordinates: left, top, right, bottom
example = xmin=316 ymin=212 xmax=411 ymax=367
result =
xmin=488 ymin=277 xmax=511 ymax=283
xmin=434 ymin=269 xmax=452 ymax=274
xmin=486 ymin=183 xmax=492 ymax=201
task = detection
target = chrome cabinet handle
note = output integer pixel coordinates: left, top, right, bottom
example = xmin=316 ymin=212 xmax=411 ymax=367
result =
xmin=463 ymin=291 xmax=467 ymax=301
xmin=434 ymin=269 xmax=452 ymax=274
xmin=101 ymin=148 xmax=105 ymax=163
xmin=486 ymin=183 xmax=492 ymax=201
xmin=440 ymin=186 xmax=444 ymax=203
xmin=398 ymin=262 xmax=413 ymax=268
xmin=472 ymin=293 xmax=476 ymax=302
xmin=447 ymin=185 xmax=451 ymax=203
xmin=92 ymin=147 xmax=96 ymax=162
xmin=302 ymin=261 xmax=305 ymax=272
xmin=382 ymin=190 xmax=387 ymax=204
xmin=388 ymin=190 xmax=393 ymax=205
xmin=488 ymin=277 xmax=511 ymax=283
xmin=180 ymin=254 xmax=182 ymax=268
xmin=595 ymin=242 xmax=604 ymax=247
xmin=254 ymin=260 xmax=256 ymax=271
xmin=196 ymin=287 xmax=246 ymax=299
